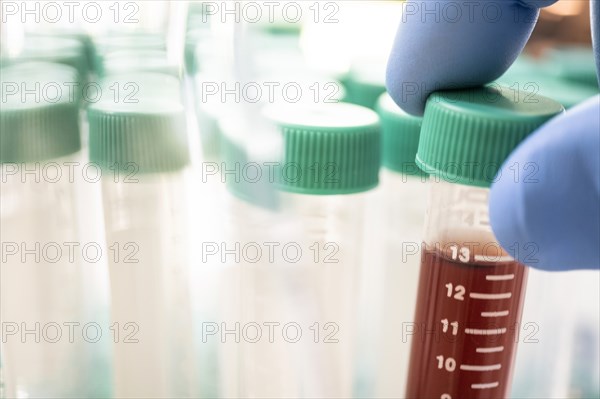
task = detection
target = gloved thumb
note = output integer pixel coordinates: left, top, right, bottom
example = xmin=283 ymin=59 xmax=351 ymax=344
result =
xmin=490 ymin=95 xmax=600 ymax=271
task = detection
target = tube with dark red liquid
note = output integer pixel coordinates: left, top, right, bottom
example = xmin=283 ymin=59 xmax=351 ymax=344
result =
xmin=405 ymin=86 xmax=565 ymax=399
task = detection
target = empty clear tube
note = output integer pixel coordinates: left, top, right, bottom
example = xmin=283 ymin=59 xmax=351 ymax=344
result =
xmin=216 ymin=112 xmax=299 ymax=399
xmin=363 ymin=93 xmax=428 ymax=398
xmin=265 ymin=102 xmax=381 ymax=398
xmin=88 ymin=76 xmax=194 ymax=398
xmin=0 ymin=63 xmax=103 ymax=398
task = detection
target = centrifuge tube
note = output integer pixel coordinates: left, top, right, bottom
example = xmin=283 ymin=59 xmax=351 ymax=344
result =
xmin=1 ymin=63 xmax=104 ymax=397
xmin=364 ymin=92 xmax=428 ymax=397
xmin=216 ymin=112 xmax=296 ymax=399
xmin=88 ymin=74 xmax=194 ymax=398
xmin=405 ymin=86 xmax=564 ymax=399
xmin=265 ymin=102 xmax=381 ymax=398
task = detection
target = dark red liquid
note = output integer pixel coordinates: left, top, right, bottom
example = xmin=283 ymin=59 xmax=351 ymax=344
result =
xmin=406 ymin=249 xmax=528 ymax=399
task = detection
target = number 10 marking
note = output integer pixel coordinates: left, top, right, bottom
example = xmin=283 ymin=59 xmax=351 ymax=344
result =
xmin=436 ymin=355 xmax=456 ymax=372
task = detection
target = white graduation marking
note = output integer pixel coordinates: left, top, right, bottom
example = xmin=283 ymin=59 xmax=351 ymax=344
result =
xmin=481 ymin=310 xmax=510 ymax=317
xmin=470 ymin=292 xmax=512 ymax=300
xmin=460 ymin=364 xmax=502 ymax=372
xmin=486 ymin=274 xmax=515 ymax=281
xmin=472 ymin=382 xmax=500 ymax=389
xmin=476 ymin=346 xmax=504 ymax=353
xmin=474 ymin=255 xmax=514 ymax=262
xmin=465 ymin=328 xmax=507 ymax=335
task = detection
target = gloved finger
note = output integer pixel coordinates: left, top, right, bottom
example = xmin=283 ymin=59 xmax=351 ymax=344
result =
xmin=490 ymin=95 xmax=600 ymax=271
xmin=592 ymin=0 xmax=600 ymax=83
xmin=386 ymin=0 xmax=558 ymax=116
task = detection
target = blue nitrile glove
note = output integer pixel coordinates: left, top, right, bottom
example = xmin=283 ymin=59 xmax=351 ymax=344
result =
xmin=490 ymin=96 xmax=600 ymax=270
xmin=387 ymin=0 xmax=600 ymax=270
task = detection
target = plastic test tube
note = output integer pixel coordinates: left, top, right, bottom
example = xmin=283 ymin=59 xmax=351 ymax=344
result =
xmin=88 ymin=76 xmax=194 ymax=398
xmin=360 ymin=93 xmax=429 ymax=397
xmin=215 ymin=112 xmax=299 ymax=399
xmin=264 ymin=102 xmax=381 ymax=398
xmin=0 ymin=63 xmax=102 ymax=397
xmin=405 ymin=86 xmax=564 ymax=399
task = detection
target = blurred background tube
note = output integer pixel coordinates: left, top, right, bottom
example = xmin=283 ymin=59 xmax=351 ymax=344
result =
xmin=217 ymin=111 xmax=298 ymax=399
xmin=265 ymin=102 xmax=381 ymax=398
xmin=87 ymin=73 xmax=195 ymax=398
xmin=356 ymin=92 xmax=428 ymax=398
xmin=0 ymin=62 xmax=108 ymax=398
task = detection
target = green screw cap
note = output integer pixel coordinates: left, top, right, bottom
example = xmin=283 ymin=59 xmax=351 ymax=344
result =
xmin=536 ymin=79 xmax=598 ymax=109
xmin=264 ymin=102 xmax=381 ymax=195
xmin=185 ymin=28 xmax=209 ymax=74
xmin=498 ymin=55 xmax=599 ymax=109
xmin=544 ymin=46 xmax=599 ymax=88
xmin=219 ymin=113 xmax=282 ymax=209
xmin=100 ymin=50 xmax=181 ymax=78
xmin=93 ymin=34 xmax=166 ymax=76
xmin=28 ymin=30 xmax=94 ymax=73
xmin=188 ymin=1 xmax=210 ymax=17
xmin=377 ymin=92 xmax=425 ymax=176
xmin=344 ymin=60 xmax=386 ymax=109
xmin=417 ymin=85 xmax=564 ymax=187
xmin=500 ymin=75 xmax=598 ymax=110
xmin=88 ymin=76 xmax=189 ymax=174
xmin=4 ymin=36 xmax=88 ymax=83
xmin=100 ymin=72 xmax=182 ymax=103
xmin=1 ymin=63 xmax=81 ymax=163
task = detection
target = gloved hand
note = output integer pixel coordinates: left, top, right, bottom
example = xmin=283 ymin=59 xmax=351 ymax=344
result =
xmin=387 ymin=0 xmax=600 ymax=270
